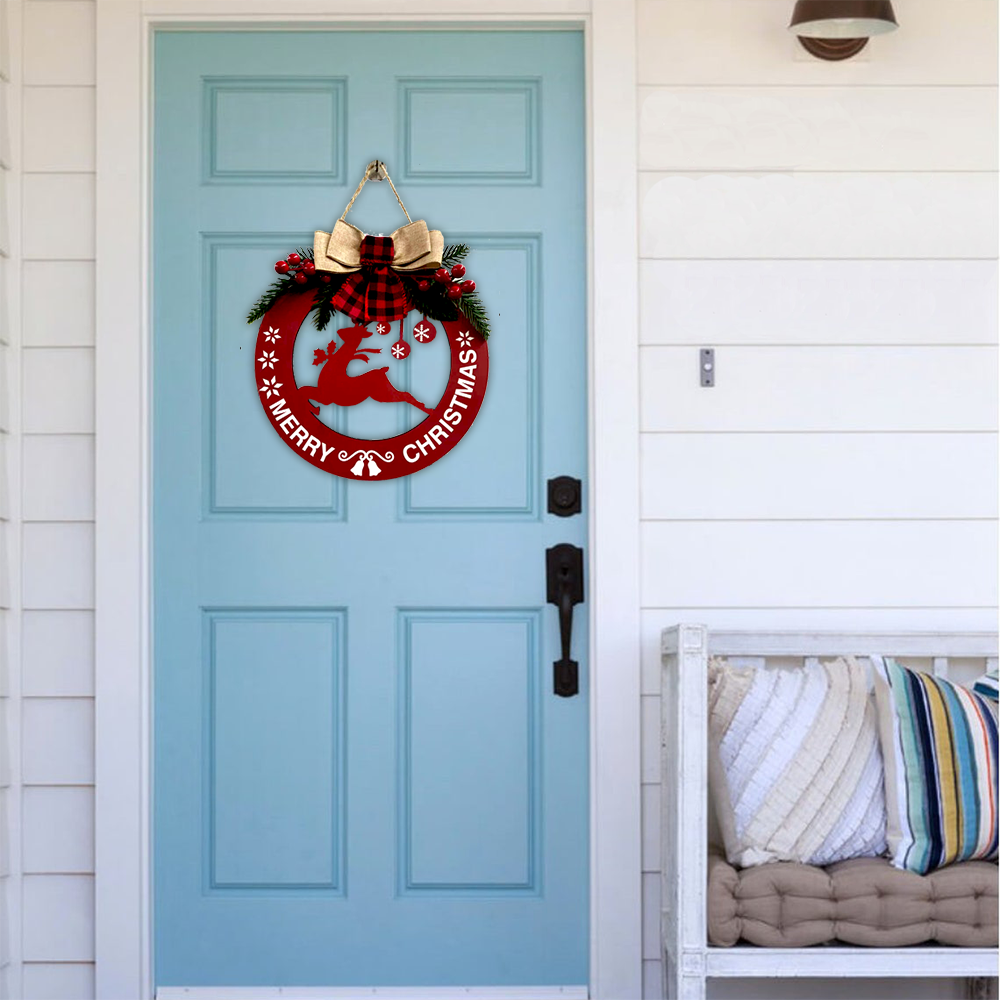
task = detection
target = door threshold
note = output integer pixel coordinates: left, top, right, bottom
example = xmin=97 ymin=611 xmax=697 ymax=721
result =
xmin=156 ymin=988 xmax=589 ymax=999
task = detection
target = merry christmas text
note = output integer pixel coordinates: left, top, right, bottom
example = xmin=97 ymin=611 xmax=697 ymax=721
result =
xmin=403 ymin=349 xmax=480 ymax=463
xmin=268 ymin=398 xmax=337 ymax=462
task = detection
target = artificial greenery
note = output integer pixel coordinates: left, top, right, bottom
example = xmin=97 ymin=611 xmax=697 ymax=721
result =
xmin=247 ymin=241 xmax=491 ymax=338
xmin=456 ymin=294 xmax=491 ymax=339
xmin=441 ymin=243 xmax=470 ymax=267
xmin=246 ymin=248 xmax=350 ymax=330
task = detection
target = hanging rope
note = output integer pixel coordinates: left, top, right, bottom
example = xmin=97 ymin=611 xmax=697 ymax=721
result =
xmin=339 ymin=160 xmax=412 ymax=224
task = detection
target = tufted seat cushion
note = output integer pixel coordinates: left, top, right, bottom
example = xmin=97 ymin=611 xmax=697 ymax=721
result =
xmin=708 ymin=850 xmax=998 ymax=948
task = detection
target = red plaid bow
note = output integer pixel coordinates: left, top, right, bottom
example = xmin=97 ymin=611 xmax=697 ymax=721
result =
xmin=330 ymin=236 xmax=409 ymax=323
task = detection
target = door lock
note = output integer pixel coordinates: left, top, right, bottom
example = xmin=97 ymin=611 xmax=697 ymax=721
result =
xmin=547 ymin=476 xmax=582 ymax=517
xmin=546 ymin=544 xmax=584 ymax=697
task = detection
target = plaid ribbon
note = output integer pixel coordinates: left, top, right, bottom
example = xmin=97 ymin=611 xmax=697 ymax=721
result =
xmin=330 ymin=236 xmax=409 ymax=323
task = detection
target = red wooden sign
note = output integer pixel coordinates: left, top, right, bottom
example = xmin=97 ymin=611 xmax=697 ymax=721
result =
xmin=255 ymin=290 xmax=489 ymax=480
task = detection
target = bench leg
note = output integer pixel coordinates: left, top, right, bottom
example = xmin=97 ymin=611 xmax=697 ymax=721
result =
xmin=966 ymin=976 xmax=998 ymax=1000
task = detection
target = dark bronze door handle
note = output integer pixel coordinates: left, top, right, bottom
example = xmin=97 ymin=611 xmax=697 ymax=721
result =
xmin=546 ymin=543 xmax=584 ymax=697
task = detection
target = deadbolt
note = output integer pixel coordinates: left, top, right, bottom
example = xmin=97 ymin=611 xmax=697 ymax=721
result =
xmin=547 ymin=476 xmax=582 ymax=517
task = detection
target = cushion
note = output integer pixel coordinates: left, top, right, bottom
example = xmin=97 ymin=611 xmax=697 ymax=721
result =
xmin=707 ymin=849 xmax=998 ymax=948
xmin=974 ymin=669 xmax=998 ymax=701
xmin=872 ymin=656 xmax=999 ymax=874
xmin=708 ymin=656 xmax=886 ymax=867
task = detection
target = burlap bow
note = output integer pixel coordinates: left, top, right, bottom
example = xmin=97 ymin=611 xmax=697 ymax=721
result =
xmin=313 ymin=219 xmax=444 ymax=323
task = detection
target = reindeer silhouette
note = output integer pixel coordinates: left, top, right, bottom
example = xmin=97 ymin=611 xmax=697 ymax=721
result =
xmin=299 ymin=324 xmax=432 ymax=416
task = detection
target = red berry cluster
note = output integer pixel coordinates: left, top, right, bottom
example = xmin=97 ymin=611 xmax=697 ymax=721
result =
xmin=274 ymin=253 xmax=331 ymax=285
xmin=416 ymin=262 xmax=476 ymax=302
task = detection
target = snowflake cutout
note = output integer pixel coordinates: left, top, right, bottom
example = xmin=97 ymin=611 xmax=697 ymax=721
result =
xmin=413 ymin=321 xmax=435 ymax=343
xmin=258 ymin=376 xmax=282 ymax=399
xmin=456 ymin=330 xmax=474 ymax=349
xmin=263 ymin=326 xmax=281 ymax=344
xmin=391 ymin=341 xmax=409 ymax=360
xmin=376 ymin=322 xmax=390 ymax=336
xmin=258 ymin=350 xmax=278 ymax=370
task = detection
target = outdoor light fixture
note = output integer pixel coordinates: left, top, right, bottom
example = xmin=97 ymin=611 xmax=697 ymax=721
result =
xmin=789 ymin=0 xmax=898 ymax=61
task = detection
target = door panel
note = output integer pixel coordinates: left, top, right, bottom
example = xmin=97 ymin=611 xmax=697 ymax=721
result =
xmin=400 ymin=611 xmax=539 ymax=892
xmin=154 ymin=29 xmax=587 ymax=989
xmin=208 ymin=611 xmax=346 ymax=891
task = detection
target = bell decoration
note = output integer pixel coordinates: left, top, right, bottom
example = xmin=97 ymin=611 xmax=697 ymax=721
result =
xmin=351 ymin=456 xmax=366 ymax=477
xmin=366 ymin=456 xmax=382 ymax=477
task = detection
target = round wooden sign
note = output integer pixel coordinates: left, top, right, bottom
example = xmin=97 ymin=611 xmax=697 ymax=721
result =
xmin=255 ymin=290 xmax=489 ymax=480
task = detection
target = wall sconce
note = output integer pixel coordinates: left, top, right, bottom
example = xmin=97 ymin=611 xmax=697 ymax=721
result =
xmin=789 ymin=0 xmax=898 ymax=61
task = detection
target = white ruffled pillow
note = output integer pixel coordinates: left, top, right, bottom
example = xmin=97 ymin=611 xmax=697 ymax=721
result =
xmin=708 ymin=656 xmax=887 ymax=868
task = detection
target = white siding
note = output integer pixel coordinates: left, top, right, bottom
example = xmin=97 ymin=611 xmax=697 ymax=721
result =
xmin=0 ymin=2 xmax=15 ymax=996
xmin=13 ymin=0 xmax=98 ymax=995
xmin=636 ymin=3 xmax=999 ymax=997
xmin=640 ymin=259 xmax=998 ymax=346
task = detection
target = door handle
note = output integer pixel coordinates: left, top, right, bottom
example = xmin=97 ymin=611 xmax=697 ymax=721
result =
xmin=546 ymin=543 xmax=584 ymax=697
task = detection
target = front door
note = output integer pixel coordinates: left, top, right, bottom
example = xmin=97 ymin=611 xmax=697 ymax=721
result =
xmin=153 ymin=29 xmax=587 ymax=991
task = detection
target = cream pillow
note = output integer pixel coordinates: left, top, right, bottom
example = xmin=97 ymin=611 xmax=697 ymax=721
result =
xmin=708 ymin=656 xmax=887 ymax=868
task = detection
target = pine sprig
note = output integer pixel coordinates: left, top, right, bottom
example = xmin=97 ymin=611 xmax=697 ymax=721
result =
xmin=442 ymin=244 xmax=470 ymax=267
xmin=457 ymin=293 xmax=491 ymax=339
xmin=312 ymin=272 xmax=346 ymax=331
xmin=247 ymin=246 xmax=351 ymax=331
xmin=247 ymin=276 xmax=292 ymax=325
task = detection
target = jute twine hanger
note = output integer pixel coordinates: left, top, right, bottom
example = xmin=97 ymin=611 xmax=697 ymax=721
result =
xmin=340 ymin=160 xmax=412 ymax=226
xmin=313 ymin=161 xmax=443 ymax=274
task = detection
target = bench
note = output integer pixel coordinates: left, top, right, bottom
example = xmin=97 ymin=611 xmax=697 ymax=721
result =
xmin=660 ymin=624 xmax=999 ymax=999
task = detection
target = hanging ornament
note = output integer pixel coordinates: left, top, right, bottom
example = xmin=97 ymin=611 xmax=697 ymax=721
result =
xmin=246 ymin=160 xmax=490 ymax=481
xmin=413 ymin=318 xmax=436 ymax=344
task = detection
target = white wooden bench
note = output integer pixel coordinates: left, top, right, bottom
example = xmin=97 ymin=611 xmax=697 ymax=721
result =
xmin=660 ymin=624 xmax=999 ymax=1000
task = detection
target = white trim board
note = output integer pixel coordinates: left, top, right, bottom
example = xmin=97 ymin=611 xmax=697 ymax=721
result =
xmin=94 ymin=4 xmax=641 ymax=999
xmin=157 ymin=989 xmax=590 ymax=999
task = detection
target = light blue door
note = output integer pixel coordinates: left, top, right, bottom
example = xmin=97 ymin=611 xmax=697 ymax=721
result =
xmin=154 ymin=30 xmax=587 ymax=989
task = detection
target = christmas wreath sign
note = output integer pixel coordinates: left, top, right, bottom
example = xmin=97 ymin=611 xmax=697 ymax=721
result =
xmin=248 ymin=162 xmax=490 ymax=481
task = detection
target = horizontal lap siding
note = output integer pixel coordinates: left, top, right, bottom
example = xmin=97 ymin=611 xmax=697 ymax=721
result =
xmin=15 ymin=1 xmax=97 ymax=996
xmin=636 ymin=1 xmax=998 ymax=995
xmin=641 ymin=345 xmax=998 ymax=431
xmin=640 ymin=172 xmax=997 ymax=258
xmin=0 ymin=4 xmax=13 ymax=997
xmin=640 ymin=260 xmax=998 ymax=345
xmin=639 ymin=86 xmax=998 ymax=173
xmin=642 ymin=433 xmax=999 ymax=520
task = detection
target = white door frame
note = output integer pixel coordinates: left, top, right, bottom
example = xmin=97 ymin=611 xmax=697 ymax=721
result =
xmin=94 ymin=3 xmax=640 ymax=997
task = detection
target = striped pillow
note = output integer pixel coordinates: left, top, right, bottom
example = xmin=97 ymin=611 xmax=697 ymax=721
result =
xmin=708 ymin=657 xmax=887 ymax=868
xmin=872 ymin=656 xmax=999 ymax=874
xmin=974 ymin=670 xmax=999 ymax=702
